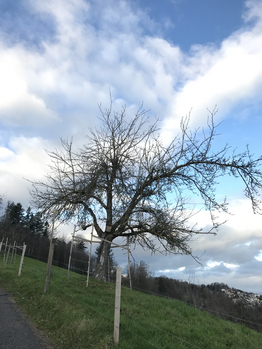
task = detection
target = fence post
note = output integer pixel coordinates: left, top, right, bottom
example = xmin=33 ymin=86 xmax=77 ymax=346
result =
xmin=11 ymin=241 xmax=16 ymax=264
xmin=0 ymin=236 xmax=3 ymax=253
xmin=4 ymin=237 xmax=8 ymax=253
xmin=86 ymin=224 xmax=94 ymax=287
xmin=4 ymin=244 xmax=11 ymax=268
xmin=114 ymin=267 xmax=122 ymax=344
xmin=3 ymin=237 xmax=8 ymax=263
xmin=127 ymin=236 xmax=132 ymax=290
xmin=18 ymin=243 xmax=27 ymax=276
xmin=44 ymin=243 xmax=54 ymax=293
xmin=44 ymin=211 xmax=56 ymax=293
xmin=14 ymin=243 xmax=17 ymax=264
xmin=67 ymin=225 xmax=76 ymax=278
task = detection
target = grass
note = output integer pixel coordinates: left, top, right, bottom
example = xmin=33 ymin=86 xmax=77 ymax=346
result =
xmin=0 ymin=254 xmax=262 ymax=349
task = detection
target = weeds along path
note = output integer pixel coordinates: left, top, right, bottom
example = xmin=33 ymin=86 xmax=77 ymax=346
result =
xmin=0 ymin=285 xmax=54 ymax=349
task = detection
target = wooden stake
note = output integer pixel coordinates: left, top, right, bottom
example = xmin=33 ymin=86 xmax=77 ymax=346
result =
xmin=4 ymin=244 xmax=11 ymax=268
xmin=0 ymin=236 xmax=3 ymax=253
xmin=86 ymin=224 xmax=94 ymax=287
xmin=44 ymin=211 xmax=56 ymax=293
xmin=10 ymin=241 xmax=16 ymax=264
xmin=44 ymin=243 xmax=54 ymax=292
xmin=4 ymin=237 xmax=8 ymax=253
xmin=18 ymin=243 xmax=27 ymax=276
xmin=3 ymin=237 xmax=8 ymax=263
xmin=127 ymin=236 xmax=132 ymax=290
xmin=67 ymin=225 xmax=76 ymax=278
xmin=14 ymin=243 xmax=17 ymax=264
xmin=108 ymin=256 xmax=110 ymax=282
xmin=114 ymin=267 xmax=122 ymax=344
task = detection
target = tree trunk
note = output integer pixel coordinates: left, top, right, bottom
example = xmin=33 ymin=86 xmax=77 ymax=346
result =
xmin=94 ymin=234 xmax=113 ymax=281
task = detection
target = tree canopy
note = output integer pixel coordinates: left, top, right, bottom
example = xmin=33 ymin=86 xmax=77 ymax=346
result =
xmin=30 ymin=105 xmax=262 ymax=280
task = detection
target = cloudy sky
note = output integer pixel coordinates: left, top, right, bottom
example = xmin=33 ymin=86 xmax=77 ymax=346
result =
xmin=1 ymin=0 xmax=262 ymax=293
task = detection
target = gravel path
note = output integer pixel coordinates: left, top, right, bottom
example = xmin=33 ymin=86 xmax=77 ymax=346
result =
xmin=0 ymin=286 xmax=54 ymax=349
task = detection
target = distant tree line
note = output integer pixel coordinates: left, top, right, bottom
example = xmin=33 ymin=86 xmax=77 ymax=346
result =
xmin=0 ymin=201 xmax=117 ymax=277
xmin=122 ymin=261 xmax=262 ymax=333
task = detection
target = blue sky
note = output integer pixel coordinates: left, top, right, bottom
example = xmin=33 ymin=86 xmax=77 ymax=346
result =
xmin=0 ymin=0 xmax=262 ymax=293
xmin=136 ymin=0 xmax=245 ymax=50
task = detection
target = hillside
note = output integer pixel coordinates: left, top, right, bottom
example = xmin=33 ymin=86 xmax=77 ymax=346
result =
xmin=122 ymin=265 xmax=262 ymax=334
xmin=0 ymin=256 xmax=262 ymax=349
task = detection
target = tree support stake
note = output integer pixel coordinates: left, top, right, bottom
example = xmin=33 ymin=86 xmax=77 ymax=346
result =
xmin=114 ymin=267 xmax=122 ymax=344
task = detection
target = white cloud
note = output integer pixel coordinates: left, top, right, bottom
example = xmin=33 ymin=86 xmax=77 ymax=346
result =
xmin=120 ymin=197 xmax=262 ymax=292
xmin=0 ymin=45 xmax=58 ymax=128
xmin=188 ymin=200 xmax=262 ymax=268
xmin=0 ymin=0 xmax=262 ymax=293
xmin=2 ymin=0 xmax=261 ymax=142
xmin=243 ymin=0 xmax=262 ymax=23
xmin=207 ymin=261 xmax=222 ymax=268
xmin=255 ymin=251 xmax=262 ymax=261
xmin=0 ymin=147 xmax=14 ymax=161
xmin=162 ymin=1 xmax=262 ymax=140
xmin=224 ymin=263 xmax=238 ymax=269
xmin=0 ymin=50 xmax=27 ymax=108
xmin=0 ymin=136 xmax=52 ymax=204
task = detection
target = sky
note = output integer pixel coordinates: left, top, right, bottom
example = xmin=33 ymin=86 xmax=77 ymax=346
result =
xmin=0 ymin=0 xmax=262 ymax=293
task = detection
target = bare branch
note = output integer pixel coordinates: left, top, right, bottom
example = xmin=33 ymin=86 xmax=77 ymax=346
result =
xmin=29 ymin=104 xmax=262 ymax=280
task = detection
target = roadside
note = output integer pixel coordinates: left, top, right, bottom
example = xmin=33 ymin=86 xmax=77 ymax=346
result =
xmin=0 ymin=285 xmax=54 ymax=349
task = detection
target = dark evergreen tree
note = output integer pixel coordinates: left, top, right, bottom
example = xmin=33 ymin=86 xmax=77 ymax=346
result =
xmin=23 ymin=207 xmax=45 ymax=235
xmin=5 ymin=202 xmax=24 ymax=225
xmin=76 ymin=241 xmax=86 ymax=251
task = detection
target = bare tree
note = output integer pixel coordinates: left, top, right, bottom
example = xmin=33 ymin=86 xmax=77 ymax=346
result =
xmin=30 ymin=105 xmax=262 ymax=280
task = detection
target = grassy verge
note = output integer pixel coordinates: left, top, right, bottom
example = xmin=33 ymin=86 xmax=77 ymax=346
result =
xmin=0 ymin=255 xmax=262 ymax=349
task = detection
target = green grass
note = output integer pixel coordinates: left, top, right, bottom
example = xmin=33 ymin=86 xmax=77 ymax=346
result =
xmin=0 ymin=254 xmax=262 ymax=349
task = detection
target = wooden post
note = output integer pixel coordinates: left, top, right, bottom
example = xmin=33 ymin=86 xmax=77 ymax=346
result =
xmin=108 ymin=256 xmax=110 ymax=282
xmin=86 ymin=224 xmax=94 ymax=287
xmin=0 ymin=236 xmax=3 ymax=253
xmin=3 ymin=237 xmax=8 ymax=263
xmin=44 ymin=243 xmax=54 ymax=292
xmin=67 ymin=225 xmax=76 ymax=278
xmin=127 ymin=236 xmax=132 ymax=290
xmin=114 ymin=267 xmax=122 ymax=344
xmin=18 ymin=243 xmax=27 ymax=276
xmin=44 ymin=211 xmax=56 ymax=293
xmin=4 ymin=237 xmax=8 ymax=253
xmin=11 ymin=241 xmax=16 ymax=264
xmin=4 ymin=244 xmax=11 ymax=268
xmin=14 ymin=243 xmax=17 ymax=264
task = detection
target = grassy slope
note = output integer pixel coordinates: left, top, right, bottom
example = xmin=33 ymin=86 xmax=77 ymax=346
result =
xmin=0 ymin=256 xmax=261 ymax=349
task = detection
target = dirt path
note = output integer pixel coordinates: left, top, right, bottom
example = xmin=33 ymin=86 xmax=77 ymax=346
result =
xmin=0 ymin=286 xmax=54 ymax=349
